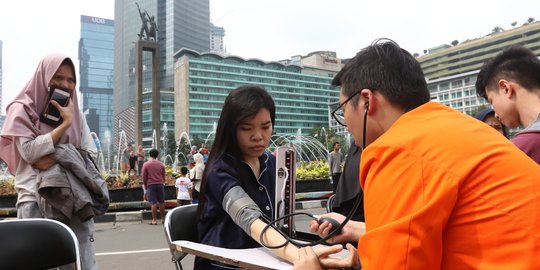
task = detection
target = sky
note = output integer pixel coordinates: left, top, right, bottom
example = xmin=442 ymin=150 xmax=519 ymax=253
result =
xmin=0 ymin=0 xmax=539 ymax=114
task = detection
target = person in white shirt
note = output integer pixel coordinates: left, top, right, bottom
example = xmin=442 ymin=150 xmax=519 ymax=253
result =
xmin=175 ymin=166 xmax=193 ymax=206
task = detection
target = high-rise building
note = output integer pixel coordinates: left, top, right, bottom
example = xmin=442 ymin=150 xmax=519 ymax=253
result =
xmin=79 ymin=15 xmax=115 ymax=143
xmin=114 ymin=0 xmax=210 ymax=147
xmin=173 ymin=49 xmax=340 ymax=139
xmin=417 ymin=21 xmax=540 ymax=115
xmin=210 ymin=23 xmax=225 ymax=54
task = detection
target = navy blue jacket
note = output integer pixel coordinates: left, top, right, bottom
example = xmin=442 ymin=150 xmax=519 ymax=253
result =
xmin=195 ymin=152 xmax=276 ymax=269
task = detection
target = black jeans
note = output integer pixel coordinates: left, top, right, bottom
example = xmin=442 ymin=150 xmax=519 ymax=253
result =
xmin=332 ymin=173 xmax=341 ymax=193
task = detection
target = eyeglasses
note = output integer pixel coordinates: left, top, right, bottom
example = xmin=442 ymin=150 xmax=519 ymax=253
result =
xmin=331 ymin=91 xmax=360 ymax=127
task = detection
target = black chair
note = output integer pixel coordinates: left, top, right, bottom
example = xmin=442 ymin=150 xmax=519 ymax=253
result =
xmin=326 ymin=194 xmax=336 ymax=213
xmin=0 ymin=218 xmax=81 ymax=270
xmin=164 ymin=204 xmax=198 ymax=270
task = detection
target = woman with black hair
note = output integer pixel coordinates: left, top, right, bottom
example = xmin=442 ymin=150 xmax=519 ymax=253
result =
xmin=195 ymin=85 xmax=356 ymax=269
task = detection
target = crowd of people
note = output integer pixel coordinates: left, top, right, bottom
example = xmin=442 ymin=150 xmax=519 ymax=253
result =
xmin=1 ymin=40 xmax=539 ymax=269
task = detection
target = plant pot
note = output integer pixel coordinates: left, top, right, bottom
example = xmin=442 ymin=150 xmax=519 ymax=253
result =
xmin=109 ymin=185 xmax=177 ymax=203
xmin=296 ymin=178 xmax=332 ymax=193
xmin=0 ymin=194 xmax=16 ymax=208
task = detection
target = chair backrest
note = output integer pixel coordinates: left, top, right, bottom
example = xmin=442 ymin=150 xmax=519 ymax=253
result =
xmin=0 ymin=218 xmax=81 ymax=270
xmin=164 ymin=204 xmax=199 ymax=269
xmin=164 ymin=204 xmax=198 ymax=244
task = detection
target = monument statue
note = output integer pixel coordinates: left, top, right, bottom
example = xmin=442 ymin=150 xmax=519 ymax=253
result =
xmin=146 ymin=11 xmax=157 ymax=41
xmin=136 ymin=2 xmax=157 ymax=41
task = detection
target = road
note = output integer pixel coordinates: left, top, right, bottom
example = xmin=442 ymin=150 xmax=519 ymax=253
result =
xmin=94 ymin=207 xmax=326 ymax=269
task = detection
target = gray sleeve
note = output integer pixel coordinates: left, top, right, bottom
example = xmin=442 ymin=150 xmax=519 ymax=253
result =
xmin=17 ymin=135 xmax=55 ymax=164
xmin=222 ymin=186 xmax=263 ymax=235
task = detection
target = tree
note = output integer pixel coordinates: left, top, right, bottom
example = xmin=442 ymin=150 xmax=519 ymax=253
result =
xmin=491 ymin=26 xmax=504 ymax=34
xmin=451 ymin=40 xmax=459 ymax=46
xmin=523 ymin=17 xmax=536 ymax=25
xmin=511 ymin=21 xmax=517 ymax=27
xmin=309 ymin=126 xmax=347 ymax=152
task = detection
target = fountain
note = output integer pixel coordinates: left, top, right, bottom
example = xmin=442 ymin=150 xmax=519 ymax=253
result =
xmin=203 ymin=122 xmax=217 ymax=146
xmin=90 ymin=132 xmax=107 ymax=172
xmin=268 ymin=133 xmax=329 ymax=163
xmin=115 ymin=130 xmax=128 ymax=175
xmin=319 ymin=127 xmax=329 ymax=152
xmin=151 ymin=129 xmax=158 ymax=150
xmin=103 ymin=129 xmax=111 ymax=172
xmin=172 ymin=131 xmax=192 ymax=171
xmin=0 ymin=161 xmax=12 ymax=180
xmin=162 ymin=123 xmax=168 ymax=161
xmin=163 ymin=154 xmax=174 ymax=167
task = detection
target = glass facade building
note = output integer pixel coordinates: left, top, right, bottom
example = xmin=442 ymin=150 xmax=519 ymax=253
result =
xmin=78 ymin=15 xmax=114 ymax=141
xmin=173 ymin=49 xmax=339 ymax=139
xmin=114 ymin=0 xmax=210 ymax=147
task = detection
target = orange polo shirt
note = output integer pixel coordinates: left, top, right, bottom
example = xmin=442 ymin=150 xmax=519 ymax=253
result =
xmin=359 ymin=102 xmax=540 ymax=269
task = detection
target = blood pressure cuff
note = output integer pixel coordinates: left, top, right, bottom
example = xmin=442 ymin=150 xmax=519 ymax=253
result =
xmin=223 ymin=186 xmax=263 ymax=235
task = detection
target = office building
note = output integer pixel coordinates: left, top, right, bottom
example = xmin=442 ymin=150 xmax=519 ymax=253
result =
xmin=285 ymin=51 xmax=343 ymax=77
xmin=284 ymin=51 xmax=347 ymax=136
xmin=173 ymin=49 xmax=340 ymax=139
xmin=417 ymin=21 xmax=540 ymax=115
xmin=114 ymin=0 xmax=210 ymax=147
xmin=79 ymin=15 xmax=114 ymax=142
xmin=210 ymin=23 xmax=225 ymax=54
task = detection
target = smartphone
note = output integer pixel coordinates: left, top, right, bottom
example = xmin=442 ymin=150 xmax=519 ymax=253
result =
xmin=40 ymin=86 xmax=71 ymax=125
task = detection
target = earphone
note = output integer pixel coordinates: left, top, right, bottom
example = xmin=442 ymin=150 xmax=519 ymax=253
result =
xmin=260 ymin=97 xmax=370 ymax=249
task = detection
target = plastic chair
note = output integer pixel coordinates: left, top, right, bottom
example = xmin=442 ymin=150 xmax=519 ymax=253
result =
xmin=164 ymin=204 xmax=198 ymax=270
xmin=0 ymin=218 xmax=81 ymax=270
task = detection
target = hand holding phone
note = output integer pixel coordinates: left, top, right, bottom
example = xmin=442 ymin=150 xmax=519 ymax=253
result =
xmin=40 ymin=86 xmax=72 ymax=126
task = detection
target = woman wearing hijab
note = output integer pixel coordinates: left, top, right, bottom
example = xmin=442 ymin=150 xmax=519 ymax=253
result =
xmin=474 ymin=108 xmax=507 ymax=138
xmin=190 ymin=152 xmax=205 ymax=203
xmin=0 ymin=54 xmax=100 ymax=269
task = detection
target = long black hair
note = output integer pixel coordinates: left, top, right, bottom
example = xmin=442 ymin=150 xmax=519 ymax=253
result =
xmin=197 ymin=85 xmax=276 ymax=219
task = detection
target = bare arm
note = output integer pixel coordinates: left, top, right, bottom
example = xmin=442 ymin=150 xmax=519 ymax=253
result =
xmin=250 ymin=219 xmax=358 ymax=268
xmin=250 ymin=219 xmax=299 ymax=263
xmin=223 ymin=186 xmax=356 ymax=268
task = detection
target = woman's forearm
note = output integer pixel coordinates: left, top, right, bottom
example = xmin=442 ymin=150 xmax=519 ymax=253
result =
xmin=250 ymin=219 xmax=299 ymax=263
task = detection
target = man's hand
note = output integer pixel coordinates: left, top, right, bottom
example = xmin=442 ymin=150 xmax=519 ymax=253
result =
xmin=316 ymin=243 xmax=359 ymax=269
xmin=310 ymin=212 xmax=365 ymax=244
xmin=33 ymin=155 xmax=56 ymax=170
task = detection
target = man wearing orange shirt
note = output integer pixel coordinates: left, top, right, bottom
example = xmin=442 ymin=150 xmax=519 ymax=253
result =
xmin=311 ymin=39 xmax=540 ymax=269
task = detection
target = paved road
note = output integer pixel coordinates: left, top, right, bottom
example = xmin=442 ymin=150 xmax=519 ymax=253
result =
xmin=94 ymin=208 xmax=327 ymax=269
